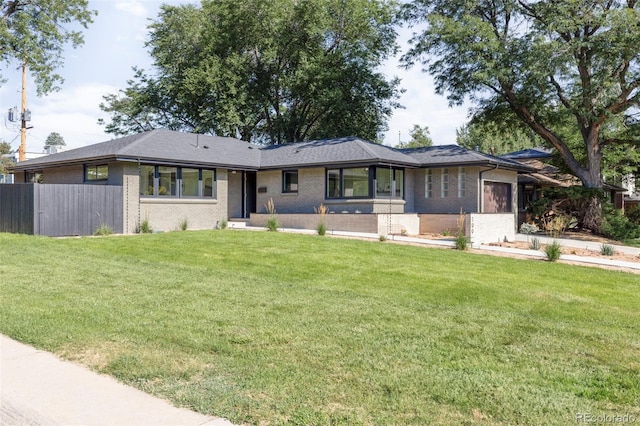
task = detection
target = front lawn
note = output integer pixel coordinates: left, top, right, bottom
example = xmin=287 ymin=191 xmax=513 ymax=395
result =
xmin=0 ymin=231 xmax=638 ymax=425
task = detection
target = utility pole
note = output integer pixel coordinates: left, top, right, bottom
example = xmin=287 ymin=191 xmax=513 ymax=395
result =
xmin=19 ymin=59 xmax=27 ymax=162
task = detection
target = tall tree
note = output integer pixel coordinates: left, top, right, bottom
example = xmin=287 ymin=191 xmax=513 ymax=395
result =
xmin=456 ymin=121 xmax=540 ymax=155
xmin=99 ymin=0 xmax=401 ymax=144
xmin=44 ymin=132 xmax=66 ymax=149
xmin=0 ymin=0 xmax=95 ymax=95
xmin=401 ymin=0 xmax=640 ymax=230
xmin=397 ymin=124 xmax=433 ymax=148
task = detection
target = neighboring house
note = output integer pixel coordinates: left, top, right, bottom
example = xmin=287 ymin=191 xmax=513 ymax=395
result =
xmin=501 ymin=148 xmax=627 ymax=225
xmin=6 ymin=129 xmax=530 ymax=242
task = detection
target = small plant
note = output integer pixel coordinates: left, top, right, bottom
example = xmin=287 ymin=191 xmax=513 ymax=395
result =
xmin=136 ymin=218 xmax=153 ymax=234
xmin=519 ymin=222 xmax=539 ymax=234
xmin=441 ymin=229 xmax=451 ymax=236
xmin=454 ymin=232 xmax=468 ymax=250
xmin=529 ymin=237 xmax=541 ymax=250
xmin=454 ymin=209 xmax=468 ymax=250
xmin=220 ymin=219 xmax=228 ymax=229
xmin=179 ymin=218 xmax=188 ymax=231
xmin=317 ymin=222 xmax=327 ymax=236
xmin=543 ymin=215 xmax=570 ymax=238
xmin=379 ymin=235 xmax=387 ymax=242
xmin=545 ymin=240 xmax=562 ymax=262
xmin=265 ymin=198 xmax=279 ymax=231
xmin=600 ymin=243 xmax=615 ymax=256
xmin=315 ymin=203 xmax=328 ymax=236
xmin=93 ymin=224 xmax=113 ymax=236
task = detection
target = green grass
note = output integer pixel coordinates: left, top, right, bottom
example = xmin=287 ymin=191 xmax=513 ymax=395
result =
xmin=0 ymin=231 xmax=639 ymax=425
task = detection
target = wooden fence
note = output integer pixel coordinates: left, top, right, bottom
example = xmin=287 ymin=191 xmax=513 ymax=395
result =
xmin=0 ymin=184 xmax=123 ymax=236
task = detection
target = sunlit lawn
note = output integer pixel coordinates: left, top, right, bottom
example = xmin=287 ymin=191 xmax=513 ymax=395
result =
xmin=0 ymin=230 xmax=638 ymax=425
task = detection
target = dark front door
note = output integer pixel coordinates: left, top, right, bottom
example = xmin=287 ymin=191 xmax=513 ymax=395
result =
xmin=243 ymin=171 xmax=257 ymax=218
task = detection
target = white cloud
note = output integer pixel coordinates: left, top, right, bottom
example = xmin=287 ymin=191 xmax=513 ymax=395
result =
xmin=115 ymin=1 xmax=148 ymax=17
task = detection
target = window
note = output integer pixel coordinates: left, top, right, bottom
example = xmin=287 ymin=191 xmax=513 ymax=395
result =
xmin=375 ymin=167 xmax=404 ymax=198
xmin=425 ymin=169 xmax=433 ymax=198
xmin=327 ymin=169 xmax=341 ymax=198
xmin=158 ymin=166 xmax=177 ymax=196
xmin=85 ymin=164 xmax=108 ymax=181
xmin=282 ymin=170 xmax=298 ymax=193
xmin=394 ymin=169 xmax=404 ymax=198
xmin=327 ymin=167 xmax=369 ymax=198
xmin=140 ymin=165 xmax=216 ymax=198
xmin=181 ymin=168 xmax=199 ymax=197
xmin=202 ymin=170 xmax=215 ymax=198
xmin=343 ymin=168 xmax=369 ymax=197
xmin=140 ymin=165 xmax=155 ymax=196
xmin=376 ymin=167 xmax=393 ymax=197
xmin=441 ymin=168 xmax=449 ymax=197
xmin=458 ymin=167 xmax=466 ymax=198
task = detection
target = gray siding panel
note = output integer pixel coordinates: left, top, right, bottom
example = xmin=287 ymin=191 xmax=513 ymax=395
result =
xmin=0 ymin=184 xmax=123 ymax=236
xmin=0 ymin=184 xmax=35 ymax=234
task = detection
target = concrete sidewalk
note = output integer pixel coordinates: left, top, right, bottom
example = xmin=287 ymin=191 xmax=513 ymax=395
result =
xmin=1 ymin=335 xmax=233 ymax=426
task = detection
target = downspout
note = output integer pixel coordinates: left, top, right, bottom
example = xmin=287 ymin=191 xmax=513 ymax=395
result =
xmin=137 ymin=158 xmax=141 ymax=233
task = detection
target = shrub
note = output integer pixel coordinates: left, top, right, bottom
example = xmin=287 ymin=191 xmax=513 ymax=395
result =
xmin=626 ymin=205 xmax=640 ymax=225
xmin=179 ymin=218 xmax=188 ymax=231
xmin=136 ymin=218 xmax=153 ymax=234
xmin=600 ymin=243 xmax=615 ymax=256
xmin=519 ymin=222 xmax=539 ymax=234
xmin=94 ymin=224 xmax=113 ymax=236
xmin=441 ymin=229 xmax=450 ymax=236
xmin=266 ymin=216 xmax=279 ymax=232
xmin=265 ymin=198 xmax=279 ymax=231
xmin=454 ymin=231 xmax=468 ymax=250
xmin=529 ymin=237 xmax=540 ymax=250
xmin=545 ymin=241 xmax=562 ymax=262
xmin=379 ymin=235 xmax=387 ymax=242
xmin=220 ymin=219 xmax=228 ymax=229
xmin=454 ymin=209 xmax=468 ymax=250
xmin=317 ymin=222 xmax=327 ymax=236
xmin=601 ymin=205 xmax=640 ymax=241
xmin=315 ymin=203 xmax=328 ymax=236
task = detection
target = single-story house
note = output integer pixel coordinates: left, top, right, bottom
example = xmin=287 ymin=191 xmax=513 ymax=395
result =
xmin=5 ymin=129 xmax=531 ymax=242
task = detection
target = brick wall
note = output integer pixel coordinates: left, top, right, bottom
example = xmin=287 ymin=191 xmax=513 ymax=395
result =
xmin=256 ymin=168 xmax=326 ymax=213
xmin=412 ymin=166 xmax=481 ymax=214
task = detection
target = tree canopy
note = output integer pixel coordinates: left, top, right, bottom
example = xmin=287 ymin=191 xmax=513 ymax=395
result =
xmin=397 ymin=124 xmax=433 ymax=148
xmin=456 ymin=121 xmax=541 ymax=155
xmin=0 ymin=140 xmax=14 ymax=175
xmin=401 ymin=0 xmax=640 ymax=194
xmin=98 ymin=0 xmax=401 ymax=145
xmin=1 ymin=0 xmax=95 ymax=95
xmin=44 ymin=132 xmax=66 ymax=148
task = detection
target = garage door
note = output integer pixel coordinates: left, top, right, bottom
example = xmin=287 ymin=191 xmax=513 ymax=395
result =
xmin=483 ymin=182 xmax=512 ymax=213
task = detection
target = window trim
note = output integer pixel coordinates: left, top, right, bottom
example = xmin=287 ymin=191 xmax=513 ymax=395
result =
xmin=282 ymin=169 xmax=299 ymax=193
xmin=425 ymin=169 xmax=433 ymax=199
xmin=441 ymin=168 xmax=449 ymax=198
xmin=457 ymin=167 xmax=466 ymax=198
xmin=326 ymin=167 xmax=372 ymax=199
xmin=84 ymin=164 xmax=108 ymax=182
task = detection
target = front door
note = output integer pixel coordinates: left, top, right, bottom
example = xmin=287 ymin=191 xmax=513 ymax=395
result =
xmin=243 ymin=171 xmax=257 ymax=219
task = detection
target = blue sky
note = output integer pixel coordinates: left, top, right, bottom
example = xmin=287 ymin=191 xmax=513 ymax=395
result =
xmin=0 ymin=0 xmax=468 ymax=152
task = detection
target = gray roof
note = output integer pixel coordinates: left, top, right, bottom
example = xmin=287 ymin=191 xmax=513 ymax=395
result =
xmin=401 ymin=145 xmax=533 ymax=171
xmin=14 ymin=130 xmax=531 ymax=172
xmin=14 ymin=129 xmax=263 ymax=171
xmin=501 ymin=148 xmax=553 ymax=160
xmin=259 ymin=137 xmax=420 ymax=169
